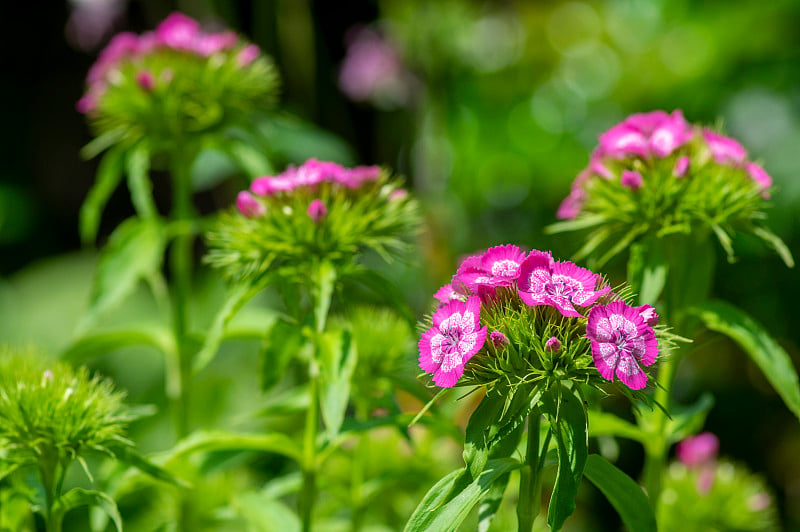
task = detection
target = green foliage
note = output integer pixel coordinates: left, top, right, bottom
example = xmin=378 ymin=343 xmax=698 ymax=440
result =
xmin=690 ymin=300 xmax=800 ymax=422
xmin=583 ymin=454 xmax=656 ymax=532
xmin=657 ymin=461 xmax=779 ymax=532
xmin=0 ymin=349 xmax=132 ymax=468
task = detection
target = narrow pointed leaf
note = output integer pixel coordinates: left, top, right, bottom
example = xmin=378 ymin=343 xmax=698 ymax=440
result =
xmin=587 ymin=411 xmax=647 ymax=443
xmin=125 ymin=145 xmax=157 ymax=219
xmin=164 ymin=430 xmax=303 ymax=465
xmin=55 ymin=488 xmax=122 ymax=532
xmin=690 ymin=300 xmax=800 ymax=422
xmin=261 ymin=319 xmax=308 ymax=391
xmin=583 ymin=454 xmax=656 ymax=532
xmin=80 ymin=147 xmax=125 ymax=245
xmin=404 ymin=468 xmax=462 ymax=532
xmin=318 ymin=328 xmax=358 ymax=439
xmin=752 ymin=225 xmax=794 ymax=268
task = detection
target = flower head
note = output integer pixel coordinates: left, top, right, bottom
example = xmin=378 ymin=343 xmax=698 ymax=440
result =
xmin=206 ymin=160 xmax=420 ymax=283
xmin=418 ymin=296 xmax=488 ymax=387
xmin=553 ymin=109 xmax=792 ymax=268
xmin=518 ymin=254 xmax=610 ymax=318
xmin=417 ymin=244 xmax=662 ymax=391
xmin=586 ymin=301 xmax=658 ymax=390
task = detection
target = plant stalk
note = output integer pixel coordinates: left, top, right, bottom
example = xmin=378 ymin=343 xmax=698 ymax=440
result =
xmin=517 ymin=410 xmax=542 ymax=532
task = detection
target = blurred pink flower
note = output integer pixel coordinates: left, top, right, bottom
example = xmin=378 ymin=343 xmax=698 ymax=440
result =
xmin=676 ymin=432 xmax=719 ymax=467
xmin=673 ymin=155 xmax=690 ymax=177
xmin=136 ymin=70 xmax=155 ymax=91
xmin=307 ymin=199 xmax=328 ymax=223
xmin=156 ymin=12 xmax=201 ymax=51
xmin=745 ymin=162 xmax=773 ymax=198
xmin=621 ymin=170 xmax=643 ymax=190
xmin=236 ymin=191 xmax=265 ymax=218
xmin=237 ymin=44 xmax=260 ymax=67
xmin=702 ymin=129 xmax=747 ymax=165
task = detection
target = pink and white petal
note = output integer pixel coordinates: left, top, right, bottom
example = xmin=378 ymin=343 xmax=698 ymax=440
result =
xmin=624 ymin=110 xmax=670 ymax=134
xmin=433 ymin=299 xmax=463 ymax=328
xmin=546 ymin=295 xmax=583 ymax=318
xmin=519 ymin=289 xmax=548 ymax=307
xmin=464 ymin=296 xmax=483 ymax=327
xmin=551 ymin=261 xmax=597 ymax=290
xmin=464 ymin=326 xmax=488 ymax=362
xmin=615 ymin=352 xmax=647 ymax=390
xmin=637 ymin=329 xmax=659 ymax=367
xmin=518 ymin=253 xmax=553 ymax=293
xmin=433 ymin=364 xmax=465 ymax=388
xmin=456 ymin=254 xmax=484 ymax=274
xmin=591 ymin=341 xmax=619 ymax=381
xmin=418 ymin=328 xmax=441 ymax=373
xmin=586 ymin=306 xmax=611 ymax=342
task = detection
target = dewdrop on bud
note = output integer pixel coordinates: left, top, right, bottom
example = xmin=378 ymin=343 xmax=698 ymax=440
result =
xmin=544 ymin=336 xmax=561 ymax=353
xmin=236 ymin=191 xmax=266 ymax=218
xmin=489 ymin=330 xmax=509 ymax=348
xmin=308 ymin=199 xmax=328 ymax=223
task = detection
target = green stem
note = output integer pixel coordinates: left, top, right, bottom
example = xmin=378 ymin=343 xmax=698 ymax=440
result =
xmin=350 ymin=403 xmax=369 ymax=532
xmin=40 ymin=454 xmax=66 ymax=532
xmin=300 ymin=359 xmax=319 ymax=532
xmin=168 ymin=147 xmax=197 ymax=440
xmin=641 ymin=355 xmax=677 ymax=506
xmin=517 ymin=410 xmax=542 ymax=532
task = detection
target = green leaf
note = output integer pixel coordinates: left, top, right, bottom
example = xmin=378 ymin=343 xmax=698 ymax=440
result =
xmin=542 ymin=386 xmax=588 ymax=532
xmin=404 ymin=458 xmax=522 ymax=532
xmin=627 ymin=240 xmax=668 ymax=306
xmin=752 ymin=225 xmax=795 ymax=268
xmin=80 ymin=127 xmax=126 ymax=160
xmin=234 ymin=490 xmax=300 ymax=532
xmin=545 ymin=214 xmax=608 ymax=234
xmin=313 ymin=261 xmax=337 ymax=333
xmin=80 ymin=147 xmax=125 ymax=245
xmin=587 ymin=411 xmax=647 ymax=443
xmin=222 ymin=138 xmax=275 ymax=178
xmin=690 ymin=300 xmax=800 ymax=422
xmin=583 ymin=454 xmax=656 ymax=532
xmin=477 ymin=472 xmax=511 ymax=532
xmin=404 ymin=468 xmax=462 ymax=532
xmin=261 ymin=319 xmax=309 ymax=391
xmin=164 ymin=430 xmax=303 ymax=465
xmin=665 ymin=393 xmax=715 ymax=444
xmin=462 ymin=392 xmax=505 ymax=480
xmin=125 ymin=145 xmax=157 ymax=219
xmin=347 ymin=269 xmax=416 ymax=326
xmin=62 ymin=326 xmax=175 ymax=365
xmin=54 ymin=488 xmax=122 ymax=532
xmin=80 ymin=217 xmax=166 ymax=330
xmin=193 ymin=281 xmax=266 ymax=373
xmin=111 ymin=445 xmax=190 ymax=488
xmin=318 ymin=328 xmax=358 ymax=439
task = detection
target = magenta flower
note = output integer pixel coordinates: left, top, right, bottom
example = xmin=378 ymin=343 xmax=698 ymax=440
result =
xmin=556 ymin=189 xmax=586 ymax=220
xmin=676 ymin=432 xmax=719 ymax=468
xmin=156 ymin=12 xmax=201 ymax=51
xmin=418 ymin=296 xmax=488 ymax=388
xmin=586 ymin=301 xmax=658 ymax=390
xmin=673 ymin=155 xmax=690 ymax=177
xmin=453 ymin=245 xmax=528 ymax=291
xmin=586 ymin=301 xmax=658 ymax=389
xmin=75 ymin=93 xmax=98 ymax=114
xmin=745 ymin=162 xmax=773 ymax=197
xmin=434 ymin=283 xmax=466 ymax=305
xmin=237 ymin=44 xmax=260 ymax=67
xmin=339 ymin=28 xmax=413 ymax=107
xmin=194 ymin=31 xmax=238 ymax=56
xmin=518 ymin=254 xmax=610 ymax=318
xmin=338 ymin=165 xmax=382 ymax=188
xmin=307 ymin=199 xmax=328 ymax=223
xmin=599 ymin=110 xmax=693 ymax=160
xmin=236 ymin=191 xmax=265 ymax=218
xmin=545 ymin=336 xmax=561 ymax=353
xmin=621 ymin=170 xmax=643 ymax=190
xmin=703 ymin=129 xmax=747 ymax=165
xmin=490 ymin=331 xmax=509 ymax=348
xmin=388 ymin=188 xmax=409 ymax=202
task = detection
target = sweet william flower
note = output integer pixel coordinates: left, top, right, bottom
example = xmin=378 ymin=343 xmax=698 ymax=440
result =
xmin=586 ymin=301 xmax=658 ymax=390
xmin=156 ymin=12 xmax=201 ymax=51
xmin=518 ymin=253 xmax=611 ymax=318
xmin=418 ymin=296 xmax=487 ymax=388
xmin=703 ymin=129 xmax=747 ymax=165
xmin=453 ymin=244 xmax=528 ymax=291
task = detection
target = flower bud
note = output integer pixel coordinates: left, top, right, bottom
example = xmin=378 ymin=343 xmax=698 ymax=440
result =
xmin=673 ymin=155 xmax=690 ymax=177
xmin=307 ymin=199 xmax=328 ymax=223
xmin=236 ymin=191 xmax=265 ymax=218
xmin=676 ymin=432 xmax=719 ymax=468
xmin=136 ymin=70 xmax=155 ymax=92
xmin=544 ymin=336 xmax=561 ymax=353
xmin=621 ymin=170 xmax=643 ymax=190
xmin=490 ymin=331 xmax=509 ymax=348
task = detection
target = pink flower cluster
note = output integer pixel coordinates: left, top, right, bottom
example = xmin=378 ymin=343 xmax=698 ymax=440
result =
xmin=78 ymin=12 xmax=260 ymax=114
xmin=419 ymin=245 xmax=659 ymax=389
xmin=236 ymin=159 xmax=398 ymax=223
xmin=558 ymin=110 xmax=774 ymax=219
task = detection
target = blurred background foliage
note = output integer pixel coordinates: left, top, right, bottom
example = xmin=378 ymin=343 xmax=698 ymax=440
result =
xmin=1 ymin=0 xmax=799 ymax=529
